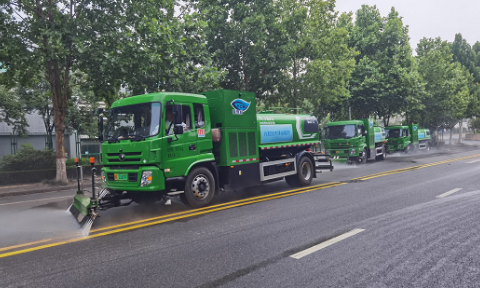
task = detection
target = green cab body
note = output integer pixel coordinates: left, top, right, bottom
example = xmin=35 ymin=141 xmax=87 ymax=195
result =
xmin=385 ymin=124 xmax=431 ymax=153
xmin=324 ymin=119 xmax=387 ymax=163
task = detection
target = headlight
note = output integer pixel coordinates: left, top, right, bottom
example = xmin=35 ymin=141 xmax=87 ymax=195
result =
xmin=140 ymin=171 xmax=153 ymax=187
xmin=101 ymin=171 xmax=107 ymax=184
xmin=351 ymin=149 xmax=356 ymax=155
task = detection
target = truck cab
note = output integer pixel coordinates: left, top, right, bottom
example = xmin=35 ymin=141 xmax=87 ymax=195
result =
xmin=100 ymin=92 xmax=215 ymax=204
xmin=324 ymin=119 xmax=387 ymax=164
xmin=385 ymin=124 xmax=431 ymax=153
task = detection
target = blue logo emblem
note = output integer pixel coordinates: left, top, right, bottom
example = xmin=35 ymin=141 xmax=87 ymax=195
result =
xmin=369 ymin=122 xmax=373 ymax=128
xmin=231 ymin=99 xmax=251 ymax=115
xmin=414 ymin=126 xmax=417 ymax=131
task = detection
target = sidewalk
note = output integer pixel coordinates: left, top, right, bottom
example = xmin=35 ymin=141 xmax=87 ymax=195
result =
xmin=0 ymin=179 xmax=102 ymax=198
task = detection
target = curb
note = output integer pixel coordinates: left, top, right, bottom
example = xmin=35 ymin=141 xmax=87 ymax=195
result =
xmin=0 ymin=181 xmax=103 ymax=199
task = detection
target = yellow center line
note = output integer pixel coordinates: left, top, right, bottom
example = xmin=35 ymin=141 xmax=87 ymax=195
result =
xmin=0 ymin=238 xmax=53 ymax=252
xmin=0 ymin=183 xmax=336 ymax=253
xmin=90 ymin=182 xmax=337 ymax=234
xmin=354 ymin=153 xmax=480 ymax=180
xmin=0 ymin=183 xmax=344 ymax=259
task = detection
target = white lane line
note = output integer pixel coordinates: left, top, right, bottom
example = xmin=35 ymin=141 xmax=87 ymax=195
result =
xmin=290 ymin=229 xmax=365 ymax=260
xmin=466 ymin=159 xmax=480 ymax=164
xmin=437 ymin=188 xmax=463 ymax=198
xmin=0 ymin=196 xmax=72 ymax=206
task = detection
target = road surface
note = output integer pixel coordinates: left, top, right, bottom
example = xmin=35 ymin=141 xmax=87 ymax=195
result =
xmin=1 ymin=145 xmax=480 ymax=287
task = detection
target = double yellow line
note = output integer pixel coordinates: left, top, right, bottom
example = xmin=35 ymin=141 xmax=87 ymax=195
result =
xmin=0 ymin=182 xmax=344 ymax=259
xmin=2 ymin=152 xmax=479 ymax=259
xmin=352 ymin=153 xmax=480 ymax=181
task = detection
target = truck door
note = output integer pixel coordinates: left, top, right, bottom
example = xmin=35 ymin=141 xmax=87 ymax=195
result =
xmin=163 ymin=103 xmax=198 ymax=177
xmin=193 ymin=103 xmax=212 ymax=158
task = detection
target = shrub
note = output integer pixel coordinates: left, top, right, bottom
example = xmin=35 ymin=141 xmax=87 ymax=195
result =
xmin=66 ymin=158 xmax=91 ymax=167
xmin=0 ymin=144 xmax=56 ymax=171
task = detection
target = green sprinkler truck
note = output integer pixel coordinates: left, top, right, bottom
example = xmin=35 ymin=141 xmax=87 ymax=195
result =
xmin=323 ymin=119 xmax=387 ymax=164
xmin=385 ymin=124 xmax=431 ymax=153
xmin=70 ymin=89 xmax=333 ymax=226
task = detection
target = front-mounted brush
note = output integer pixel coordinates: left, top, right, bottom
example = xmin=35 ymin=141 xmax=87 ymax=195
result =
xmin=69 ymin=157 xmax=99 ymax=230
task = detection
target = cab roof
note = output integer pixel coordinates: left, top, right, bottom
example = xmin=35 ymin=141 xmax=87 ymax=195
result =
xmin=326 ymin=120 xmax=364 ymax=126
xmin=111 ymin=92 xmax=208 ymax=108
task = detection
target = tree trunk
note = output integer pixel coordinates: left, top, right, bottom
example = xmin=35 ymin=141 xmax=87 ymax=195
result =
xmin=458 ymin=120 xmax=463 ymax=143
xmin=48 ymin=60 xmax=68 ymax=183
xmin=449 ymin=126 xmax=453 ymax=145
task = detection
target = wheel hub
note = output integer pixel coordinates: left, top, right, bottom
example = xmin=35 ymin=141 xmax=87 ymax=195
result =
xmin=191 ymin=174 xmax=210 ymax=200
xmin=301 ymin=162 xmax=312 ymax=181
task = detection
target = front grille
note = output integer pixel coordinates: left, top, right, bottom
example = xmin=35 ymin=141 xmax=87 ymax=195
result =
xmin=109 ymin=158 xmax=141 ymax=162
xmin=107 ymin=173 xmax=114 ymax=181
xmin=107 ymin=152 xmax=142 ymax=157
xmin=105 ymin=165 xmax=140 ymax=170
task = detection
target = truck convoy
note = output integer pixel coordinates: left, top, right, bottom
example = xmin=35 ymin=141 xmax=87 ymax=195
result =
xmin=70 ymin=89 xmax=333 ymax=227
xmin=323 ymin=119 xmax=387 ymax=164
xmin=385 ymin=124 xmax=432 ymax=153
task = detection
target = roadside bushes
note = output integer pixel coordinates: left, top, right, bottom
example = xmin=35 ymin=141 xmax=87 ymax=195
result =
xmin=66 ymin=158 xmax=91 ymax=167
xmin=0 ymin=144 xmax=56 ymax=171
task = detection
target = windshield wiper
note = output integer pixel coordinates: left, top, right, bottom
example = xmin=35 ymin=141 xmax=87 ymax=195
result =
xmin=127 ymin=134 xmax=145 ymax=141
xmin=107 ymin=136 xmax=119 ymax=143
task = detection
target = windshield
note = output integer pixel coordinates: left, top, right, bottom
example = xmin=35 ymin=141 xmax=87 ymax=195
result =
xmin=386 ymin=129 xmax=402 ymax=138
xmin=107 ymin=102 xmax=161 ymax=139
xmin=325 ymin=125 xmax=357 ymax=139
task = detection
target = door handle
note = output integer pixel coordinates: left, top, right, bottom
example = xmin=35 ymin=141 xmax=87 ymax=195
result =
xmin=189 ymin=144 xmax=196 ymax=150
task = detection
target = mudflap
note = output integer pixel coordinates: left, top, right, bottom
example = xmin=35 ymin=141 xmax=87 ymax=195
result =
xmin=313 ymin=152 xmax=334 ymax=172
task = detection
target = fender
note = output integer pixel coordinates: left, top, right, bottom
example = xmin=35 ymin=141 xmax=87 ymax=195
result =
xmin=295 ymin=151 xmax=317 ymax=178
xmin=185 ymin=158 xmax=220 ymax=193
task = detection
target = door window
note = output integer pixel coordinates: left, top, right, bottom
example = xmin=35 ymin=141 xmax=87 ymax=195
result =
xmin=165 ymin=104 xmax=193 ymax=135
xmin=193 ymin=104 xmax=205 ymax=128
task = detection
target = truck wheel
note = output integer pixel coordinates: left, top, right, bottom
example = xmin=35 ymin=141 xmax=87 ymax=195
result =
xmin=285 ymin=156 xmax=314 ymax=187
xmin=405 ymin=144 xmax=412 ymax=154
xmin=183 ymin=167 xmax=215 ymax=208
xmin=360 ymin=149 xmax=367 ymax=164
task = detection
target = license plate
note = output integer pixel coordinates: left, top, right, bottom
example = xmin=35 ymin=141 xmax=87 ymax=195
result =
xmin=114 ymin=173 xmax=128 ymax=181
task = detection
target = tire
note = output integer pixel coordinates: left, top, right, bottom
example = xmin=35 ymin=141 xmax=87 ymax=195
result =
xmin=285 ymin=156 xmax=314 ymax=187
xmin=360 ymin=149 xmax=367 ymax=164
xmin=404 ymin=144 xmax=413 ymax=154
xmin=183 ymin=167 xmax=215 ymax=208
xmin=378 ymin=146 xmax=387 ymax=160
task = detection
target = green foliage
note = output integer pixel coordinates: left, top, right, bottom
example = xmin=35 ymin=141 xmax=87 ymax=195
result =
xmin=416 ymin=37 xmax=473 ymax=132
xmin=0 ymin=85 xmax=28 ymax=135
xmin=66 ymin=158 xmax=91 ymax=167
xmin=0 ymin=144 xmax=56 ymax=171
xmin=348 ymin=6 xmax=423 ymax=125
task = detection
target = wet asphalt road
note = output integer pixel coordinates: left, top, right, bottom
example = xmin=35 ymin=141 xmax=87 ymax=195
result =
xmin=1 ymin=145 xmax=480 ymax=287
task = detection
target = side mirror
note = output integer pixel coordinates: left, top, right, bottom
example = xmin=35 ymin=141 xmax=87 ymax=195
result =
xmin=98 ymin=115 xmax=104 ymax=142
xmin=172 ymin=104 xmax=183 ymax=125
xmin=94 ymin=107 xmax=104 ymax=116
xmin=174 ymin=125 xmax=184 ymax=135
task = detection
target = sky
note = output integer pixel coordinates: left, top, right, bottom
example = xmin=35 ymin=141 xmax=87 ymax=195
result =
xmin=334 ymin=0 xmax=480 ymax=52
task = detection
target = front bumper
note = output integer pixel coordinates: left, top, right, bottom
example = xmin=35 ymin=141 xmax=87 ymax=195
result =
xmin=101 ymin=166 xmax=166 ymax=192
